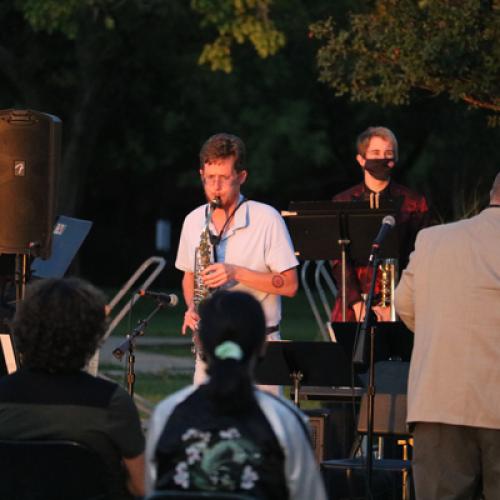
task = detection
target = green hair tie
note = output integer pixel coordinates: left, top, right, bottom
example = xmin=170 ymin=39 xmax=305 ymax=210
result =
xmin=214 ymin=341 xmax=243 ymax=361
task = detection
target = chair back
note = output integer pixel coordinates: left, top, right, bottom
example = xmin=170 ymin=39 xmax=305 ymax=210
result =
xmin=146 ymin=490 xmax=257 ymax=499
xmin=0 ymin=439 xmax=110 ymax=500
xmin=357 ymin=393 xmax=409 ymax=436
xmin=357 ymin=360 xmax=410 ymax=437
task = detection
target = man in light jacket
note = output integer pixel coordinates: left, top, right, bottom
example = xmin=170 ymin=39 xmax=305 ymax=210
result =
xmin=395 ymin=172 xmax=500 ymax=499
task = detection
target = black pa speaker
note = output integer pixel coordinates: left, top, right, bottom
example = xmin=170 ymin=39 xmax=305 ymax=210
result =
xmin=0 ymin=109 xmax=61 ymax=258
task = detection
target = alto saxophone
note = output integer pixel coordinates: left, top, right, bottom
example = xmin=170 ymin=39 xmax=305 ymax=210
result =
xmin=192 ymin=197 xmax=221 ymax=355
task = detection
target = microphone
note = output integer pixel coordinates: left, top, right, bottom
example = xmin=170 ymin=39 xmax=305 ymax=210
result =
xmin=137 ymin=290 xmax=179 ymax=307
xmin=369 ymin=215 xmax=396 ymax=263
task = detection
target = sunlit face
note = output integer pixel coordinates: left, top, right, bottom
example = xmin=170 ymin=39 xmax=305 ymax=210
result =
xmin=357 ymin=136 xmax=396 ymax=167
xmin=200 ymin=157 xmax=247 ymax=209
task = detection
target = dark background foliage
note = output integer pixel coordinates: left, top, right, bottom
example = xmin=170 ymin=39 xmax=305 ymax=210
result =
xmin=0 ymin=0 xmax=498 ymax=287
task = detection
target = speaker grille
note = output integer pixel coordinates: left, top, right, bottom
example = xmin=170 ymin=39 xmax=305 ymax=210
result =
xmin=308 ymin=415 xmax=325 ymax=462
xmin=0 ymin=109 xmax=61 ymax=258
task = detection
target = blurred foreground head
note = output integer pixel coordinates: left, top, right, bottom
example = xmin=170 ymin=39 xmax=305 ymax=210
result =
xmin=13 ymin=277 xmax=107 ymax=373
xmin=198 ymin=290 xmax=266 ymax=413
xmin=199 ymin=290 xmax=266 ymax=366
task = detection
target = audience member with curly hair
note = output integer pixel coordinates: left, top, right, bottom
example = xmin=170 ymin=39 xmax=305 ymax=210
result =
xmin=0 ymin=277 xmax=145 ymax=499
xmin=146 ymin=290 xmax=326 ymax=500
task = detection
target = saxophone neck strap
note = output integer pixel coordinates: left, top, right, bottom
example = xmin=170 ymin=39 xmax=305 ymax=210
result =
xmin=209 ymin=197 xmax=248 ymax=247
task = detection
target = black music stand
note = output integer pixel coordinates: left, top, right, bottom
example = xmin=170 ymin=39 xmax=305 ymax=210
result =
xmin=286 ymin=200 xmax=399 ymax=261
xmin=255 ymin=341 xmax=360 ymax=407
xmin=284 ymin=201 xmax=399 ymax=320
xmin=31 ymin=216 xmax=92 ymax=279
xmin=331 ymin=322 xmax=413 ymax=365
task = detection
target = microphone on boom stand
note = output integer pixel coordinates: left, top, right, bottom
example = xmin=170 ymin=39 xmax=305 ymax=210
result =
xmin=352 ymin=214 xmax=396 ymax=500
xmin=137 ymin=289 xmax=179 ymax=307
xmin=368 ymin=215 xmax=396 ymax=263
xmin=354 ymin=215 xmax=396 ymax=365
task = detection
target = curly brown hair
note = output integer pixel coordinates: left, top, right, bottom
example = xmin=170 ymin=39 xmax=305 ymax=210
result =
xmin=199 ymin=133 xmax=246 ymax=172
xmin=12 ymin=277 xmax=107 ymax=373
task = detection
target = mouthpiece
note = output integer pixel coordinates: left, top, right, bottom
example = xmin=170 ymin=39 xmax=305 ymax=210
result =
xmin=210 ymin=197 xmax=221 ymax=209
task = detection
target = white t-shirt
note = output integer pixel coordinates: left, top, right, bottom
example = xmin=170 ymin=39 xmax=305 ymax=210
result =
xmin=175 ymin=199 xmax=299 ymax=326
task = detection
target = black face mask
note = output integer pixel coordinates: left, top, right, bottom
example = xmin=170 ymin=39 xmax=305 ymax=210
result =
xmin=364 ymin=158 xmax=395 ymax=181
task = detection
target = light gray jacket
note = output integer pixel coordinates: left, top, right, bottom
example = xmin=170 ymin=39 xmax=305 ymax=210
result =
xmin=395 ymin=208 xmax=500 ymax=428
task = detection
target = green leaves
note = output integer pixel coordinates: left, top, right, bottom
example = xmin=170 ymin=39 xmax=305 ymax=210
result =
xmin=192 ymin=0 xmax=285 ymax=72
xmin=19 ymin=0 xmax=80 ymax=37
xmin=310 ymin=0 xmax=500 ymax=115
xmin=18 ymin=0 xmax=117 ymax=38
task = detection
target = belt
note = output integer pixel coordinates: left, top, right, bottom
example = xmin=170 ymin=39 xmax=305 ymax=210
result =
xmin=265 ymin=324 xmax=280 ymax=335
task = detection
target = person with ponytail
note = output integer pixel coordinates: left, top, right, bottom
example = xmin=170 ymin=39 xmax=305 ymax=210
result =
xmin=145 ymin=290 xmax=326 ymax=500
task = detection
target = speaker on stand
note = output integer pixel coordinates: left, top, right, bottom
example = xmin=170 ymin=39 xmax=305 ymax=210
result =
xmin=0 ymin=108 xmax=61 ymax=299
xmin=0 ymin=109 xmax=61 ymax=373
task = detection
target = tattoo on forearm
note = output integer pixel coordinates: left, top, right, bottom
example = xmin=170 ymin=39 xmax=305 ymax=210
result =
xmin=272 ymin=274 xmax=285 ymax=289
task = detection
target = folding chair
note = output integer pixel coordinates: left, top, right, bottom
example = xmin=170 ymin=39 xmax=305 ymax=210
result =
xmin=321 ymin=393 xmax=414 ymax=500
xmin=0 ymin=439 xmax=110 ymax=500
xmin=145 ymin=491 xmax=257 ymax=499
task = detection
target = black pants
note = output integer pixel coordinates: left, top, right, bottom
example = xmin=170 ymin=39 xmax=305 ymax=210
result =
xmin=413 ymin=422 xmax=500 ymax=500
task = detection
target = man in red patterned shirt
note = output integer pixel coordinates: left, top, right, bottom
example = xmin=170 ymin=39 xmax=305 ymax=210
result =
xmin=331 ymin=126 xmax=429 ymax=322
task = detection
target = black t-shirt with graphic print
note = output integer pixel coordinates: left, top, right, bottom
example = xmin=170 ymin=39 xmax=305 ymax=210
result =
xmin=155 ymin=385 xmax=288 ymax=499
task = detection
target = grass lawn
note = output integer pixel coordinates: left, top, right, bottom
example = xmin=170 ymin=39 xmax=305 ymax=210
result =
xmin=101 ymin=289 xmax=330 ymax=409
xmin=105 ymin=288 xmax=325 ymax=341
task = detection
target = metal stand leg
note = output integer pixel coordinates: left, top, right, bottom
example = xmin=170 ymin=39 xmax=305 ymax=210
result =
xmin=338 ymin=239 xmax=350 ymax=321
xmin=398 ymin=439 xmax=411 ymax=500
xmin=377 ymin=436 xmax=384 ymax=460
xmin=126 ymin=340 xmax=136 ymax=397
xmin=291 ymin=371 xmax=303 ymax=408
xmin=14 ymin=254 xmax=28 ymax=302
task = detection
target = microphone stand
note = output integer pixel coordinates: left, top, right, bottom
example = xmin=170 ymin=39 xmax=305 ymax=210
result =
xmin=112 ymin=299 xmax=166 ymax=396
xmin=352 ymin=254 xmax=380 ymax=500
xmin=338 ymin=237 xmax=351 ymax=321
xmin=338 ymin=211 xmax=350 ymax=321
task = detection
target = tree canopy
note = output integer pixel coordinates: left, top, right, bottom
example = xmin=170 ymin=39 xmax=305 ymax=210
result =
xmin=17 ymin=0 xmax=500 ymax=117
xmin=191 ymin=0 xmax=285 ymax=72
xmin=0 ymin=0 xmax=498 ymax=284
xmin=310 ymin=0 xmax=500 ymax=123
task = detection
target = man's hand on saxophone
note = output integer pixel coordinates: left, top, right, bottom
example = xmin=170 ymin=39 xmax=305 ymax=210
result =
xmin=351 ymin=301 xmax=391 ymax=322
xmin=182 ymin=302 xmax=200 ymax=335
xmin=201 ymin=263 xmax=236 ymax=288
xmin=202 ymin=263 xmax=298 ymax=298
xmin=180 ymin=271 xmax=200 ymax=335
xmin=182 ymin=263 xmax=298 ymax=335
